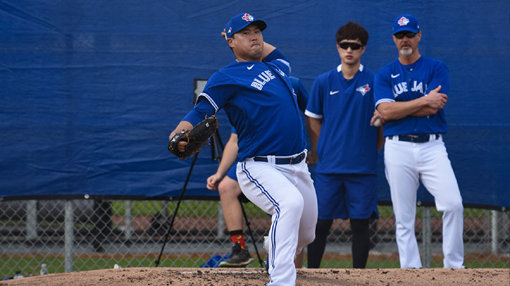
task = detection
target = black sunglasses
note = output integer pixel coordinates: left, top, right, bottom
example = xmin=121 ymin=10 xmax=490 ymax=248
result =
xmin=394 ymin=31 xmax=417 ymax=39
xmin=338 ymin=42 xmax=363 ymax=50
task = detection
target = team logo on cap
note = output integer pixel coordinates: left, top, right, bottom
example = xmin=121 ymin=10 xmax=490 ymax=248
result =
xmin=356 ymin=84 xmax=371 ymax=96
xmin=228 ymin=27 xmax=232 ymax=34
xmin=242 ymin=13 xmax=254 ymax=22
xmin=397 ymin=17 xmax=410 ymax=26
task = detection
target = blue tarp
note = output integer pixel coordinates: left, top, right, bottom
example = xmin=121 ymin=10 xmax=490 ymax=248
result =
xmin=0 ymin=1 xmax=508 ymax=209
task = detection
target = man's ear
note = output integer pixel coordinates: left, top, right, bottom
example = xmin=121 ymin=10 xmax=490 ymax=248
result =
xmin=227 ymin=37 xmax=233 ymax=45
xmin=336 ymin=43 xmax=342 ymax=57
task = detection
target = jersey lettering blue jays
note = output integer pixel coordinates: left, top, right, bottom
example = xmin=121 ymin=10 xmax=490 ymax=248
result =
xmin=196 ymin=49 xmax=306 ymax=161
xmin=374 ymin=56 xmax=450 ymax=136
xmin=250 ymin=70 xmax=276 ymax=90
xmin=305 ymin=64 xmax=378 ymax=174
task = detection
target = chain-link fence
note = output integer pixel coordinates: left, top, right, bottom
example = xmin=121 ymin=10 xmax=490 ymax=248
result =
xmin=0 ymin=199 xmax=508 ymax=279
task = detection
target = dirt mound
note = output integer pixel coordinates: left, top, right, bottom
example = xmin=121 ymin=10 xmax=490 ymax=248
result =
xmin=1 ymin=267 xmax=508 ymax=286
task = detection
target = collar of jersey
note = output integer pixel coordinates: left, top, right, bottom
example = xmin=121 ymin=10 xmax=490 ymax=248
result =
xmin=398 ymin=55 xmax=423 ymax=68
xmin=337 ymin=64 xmax=364 ymax=73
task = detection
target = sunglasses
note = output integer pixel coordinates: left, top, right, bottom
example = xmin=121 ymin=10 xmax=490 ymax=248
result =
xmin=338 ymin=42 xmax=363 ymax=50
xmin=394 ymin=31 xmax=417 ymax=39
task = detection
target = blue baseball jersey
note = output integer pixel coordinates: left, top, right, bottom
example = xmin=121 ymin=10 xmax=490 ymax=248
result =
xmin=289 ymin=76 xmax=309 ymax=112
xmin=196 ymin=49 xmax=307 ymax=161
xmin=225 ymin=77 xmax=309 ymax=182
xmin=305 ymin=64 xmax=378 ymax=174
xmin=374 ymin=56 xmax=450 ymax=136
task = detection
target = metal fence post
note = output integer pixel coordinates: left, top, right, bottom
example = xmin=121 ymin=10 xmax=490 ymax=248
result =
xmin=217 ymin=202 xmax=225 ymax=240
xmin=26 ymin=200 xmax=38 ymax=240
xmin=65 ymin=200 xmax=74 ymax=272
xmin=502 ymin=210 xmax=509 ymax=252
xmin=125 ymin=200 xmax=132 ymax=241
xmin=491 ymin=210 xmax=499 ymax=254
xmin=422 ymin=206 xmax=431 ymax=267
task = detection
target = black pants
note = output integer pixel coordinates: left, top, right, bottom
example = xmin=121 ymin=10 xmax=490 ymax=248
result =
xmin=307 ymin=218 xmax=370 ymax=268
xmin=91 ymin=200 xmax=112 ymax=251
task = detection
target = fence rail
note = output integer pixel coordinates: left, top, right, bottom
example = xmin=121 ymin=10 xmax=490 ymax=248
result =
xmin=0 ymin=199 xmax=508 ymax=279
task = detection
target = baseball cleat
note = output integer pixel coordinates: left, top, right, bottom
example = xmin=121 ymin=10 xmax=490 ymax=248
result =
xmin=219 ymin=243 xmax=254 ymax=267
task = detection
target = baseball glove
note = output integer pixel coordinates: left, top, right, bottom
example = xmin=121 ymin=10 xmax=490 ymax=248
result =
xmin=168 ymin=116 xmax=218 ymax=159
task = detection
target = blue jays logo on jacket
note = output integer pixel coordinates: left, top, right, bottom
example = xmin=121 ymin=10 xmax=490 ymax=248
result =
xmin=356 ymin=84 xmax=371 ymax=96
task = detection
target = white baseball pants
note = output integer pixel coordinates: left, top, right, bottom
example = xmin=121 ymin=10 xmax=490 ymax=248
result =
xmin=237 ymin=154 xmax=317 ymax=286
xmin=384 ymin=136 xmax=464 ymax=268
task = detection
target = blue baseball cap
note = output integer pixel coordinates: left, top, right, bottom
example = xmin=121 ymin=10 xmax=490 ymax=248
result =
xmin=224 ymin=13 xmax=267 ymax=39
xmin=393 ymin=14 xmax=420 ymax=34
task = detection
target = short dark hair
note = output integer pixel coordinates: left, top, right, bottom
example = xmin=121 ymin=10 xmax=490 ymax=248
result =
xmin=336 ymin=21 xmax=369 ymax=46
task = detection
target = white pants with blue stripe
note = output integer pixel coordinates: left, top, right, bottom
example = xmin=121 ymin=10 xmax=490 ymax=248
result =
xmin=384 ymin=136 xmax=464 ymax=268
xmin=237 ymin=155 xmax=317 ymax=286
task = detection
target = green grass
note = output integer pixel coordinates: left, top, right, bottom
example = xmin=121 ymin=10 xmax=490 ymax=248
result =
xmin=1 ymin=256 xmax=61 ymax=278
xmin=111 ymin=201 xmax=503 ymax=220
xmin=464 ymin=260 xmax=510 ymax=268
xmin=0 ymin=256 xmax=205 ymax=278
xmin=318 ymin=259 xmax=400 ymax=268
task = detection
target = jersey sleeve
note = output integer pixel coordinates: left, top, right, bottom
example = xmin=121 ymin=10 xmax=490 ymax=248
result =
xmin=426 ymin=60 xmax=450 ymax=95
xmin=263 ymin=48 xmax=291 ymax=76
xmin=304 ymin=75 xmax=324 ymax=119
xmin=197 ymin=71 xmax=235 ymax=113
xmin=374 ymin=66 xmax=395 ymax=107
xmin=182 ymin=106 xmax=210 ymax=125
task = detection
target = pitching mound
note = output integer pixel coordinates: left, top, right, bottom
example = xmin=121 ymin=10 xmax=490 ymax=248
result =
xmin=1 ymin=267 xmax=508 ymax=285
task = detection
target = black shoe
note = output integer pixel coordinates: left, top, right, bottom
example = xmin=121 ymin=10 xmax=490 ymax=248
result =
xmin=219 ymin=243 xmax=254 ymax=267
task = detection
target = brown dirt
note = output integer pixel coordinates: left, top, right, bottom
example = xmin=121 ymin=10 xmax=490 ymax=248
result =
xmin=1 ymin=267 xmax=508 ymax=286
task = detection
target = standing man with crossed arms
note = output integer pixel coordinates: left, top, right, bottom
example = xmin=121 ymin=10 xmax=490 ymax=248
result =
xmin=372 ymin=14 xmax=464 ymax=268
xmin=207 ymin=76 xmax=310 ymax=268
xmin=170 ymin=13 xmax=317 ymax=285
xmin=305 ymin=21 xmax=383 ymax=269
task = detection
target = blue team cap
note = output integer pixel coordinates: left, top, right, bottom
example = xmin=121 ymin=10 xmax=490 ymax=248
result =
xmin=224 ymin=13 xmax=267 ymax=39
xmin=392 ymin=14 xmax=420 ymax=34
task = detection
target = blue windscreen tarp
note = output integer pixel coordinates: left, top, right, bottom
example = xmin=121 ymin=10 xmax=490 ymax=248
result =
xmin=0 ymin=1 xmax=508 ymax=209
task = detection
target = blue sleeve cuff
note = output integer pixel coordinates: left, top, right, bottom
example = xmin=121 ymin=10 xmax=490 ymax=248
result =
xmin=182 ymin=109 xmax=206 ymax=126
xmin=182 ymin=99 xmax=216 ymax=125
